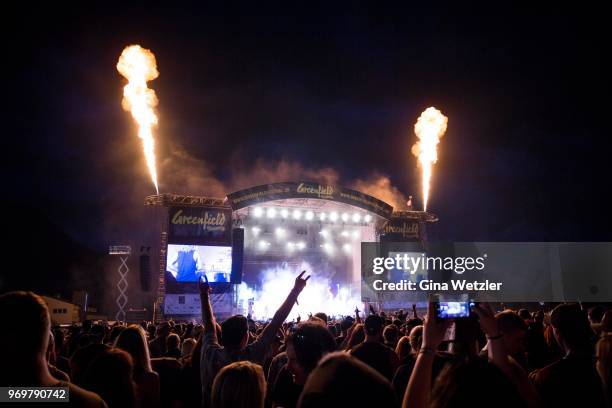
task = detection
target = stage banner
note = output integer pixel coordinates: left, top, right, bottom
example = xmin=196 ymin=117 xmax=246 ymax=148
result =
xmin=226 ymin=181 xmax=394 ymax=218
xmin=168 ymin=206 xmax=232 ymax=244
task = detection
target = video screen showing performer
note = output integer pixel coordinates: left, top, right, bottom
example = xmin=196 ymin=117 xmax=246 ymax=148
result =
xmin=166 ymin=244 xmax=232 ymax=282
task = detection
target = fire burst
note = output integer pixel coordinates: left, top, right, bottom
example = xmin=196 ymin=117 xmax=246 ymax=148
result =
xmin=412 ymin=107 xmax=448 ymax=212
xmin=117 ymin=45 xmax=160 ymax=194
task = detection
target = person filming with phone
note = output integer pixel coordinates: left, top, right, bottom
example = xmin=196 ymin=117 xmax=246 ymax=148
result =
xmin=402 ymin=301 xmax=539 ymax=408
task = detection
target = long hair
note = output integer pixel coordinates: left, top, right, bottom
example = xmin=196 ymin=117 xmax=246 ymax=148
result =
xmin=211 ymin=361 xmax=265 ymax=408
xmin=395 ymin=336 xmax=412 ymax=360
xmin=114 ymin=325 xmax=152 ymax=374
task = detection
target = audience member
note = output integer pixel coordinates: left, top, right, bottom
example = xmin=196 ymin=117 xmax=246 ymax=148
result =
xmin=211 ymin=361 xmax=266 ymax=408
xmin=529 ymin=303 xmax=606 ymax=407
xmin=114 ymin=325 xmax=161 ymax=408
xmin=0 ymin=291 xmax=106 ymax=407
xmin=351 ymin=314 xmax=399 ymax=380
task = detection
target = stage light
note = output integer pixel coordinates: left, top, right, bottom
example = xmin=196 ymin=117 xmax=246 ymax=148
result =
xmin=287 ymin=242 xmax=295 ymax=251
xmin=305 ymin=210 xmax=314 ymax=220
xmin=320 ymin=212 xmax=327 ymax=221
xmin=342 ymin=243 xmax=352 ymax=253
xmin=297 ymin=241 xmax=306 ymax=250
xmin=330 ymin=212 xmax=339 ymax=222
xmin=351 ymin=230 xmax=360 ymax=240
xmin=341 ymin=230 xmax=349 ymax=237
xmin=321 ymin=242 xmax=335 ymax=254
xmin=292 ymin=209 xmax=302 ymax=220
xmin=319 ymin=229 xmax=328 ymax=237
xmin=341 ymin=213 xmax=349 ymax=222
xmin=364 ymin=214 xmax=372 ymax=223
xmin=280 ymin=209 xmax=289 ymax=218
xmin=252 ymin=227 xmax=261 ymax=236
xmin=258 ymin=240 xmax=270 ymax=250
xmin=253 ymin=207 xmax=264 ymax=218
xmin=275 ymin=227 xmax=286 ymax=238
xmin=352 ymin=213 xmax=361 ymax=223
xmin=267 ymin=208 xmax=277 ymax=218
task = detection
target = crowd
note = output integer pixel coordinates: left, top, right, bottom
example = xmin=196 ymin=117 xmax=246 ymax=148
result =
xmin=1 ymin=272 xmax=611 ymax=407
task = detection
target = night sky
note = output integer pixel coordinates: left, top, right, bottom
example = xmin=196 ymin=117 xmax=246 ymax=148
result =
xmin=3 ymin=4 xmax=611 ymax=297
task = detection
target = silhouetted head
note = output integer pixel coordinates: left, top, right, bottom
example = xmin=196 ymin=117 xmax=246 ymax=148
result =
xmin=167 ymin=333 xmax=180 ymax=350
xmin=114 ymin=325 xmax=152 ymax=374
xmin=314 ymin=312 xmax=328 ymax=324
xmin=431 ymin=358 xmax=526 ymax=408
xmin=551 ymin=303 xmax=594 ymax=351
xmin=364 ymin=315 xmax=384 ymax=338
xmin=383 ymin=324 xmax=399 ymax=347
xmin=212 ymin=361 xmax=266 ymax=408
xmin=286 ymin=322 xmax=337 ymax=385
xmin=395 ymin=336 xmax=412 ymax=360
xmin=496 ymin=311 xmax=528 ymax=356
xmin=157 ymin=322 xmax=171 ymax=338
xmin=518 ymin=309 xmax=531 ymax=321
xmin=221 ymin=315 xmax=249 ymax=349
xmin=340 ymin=316 xmax=354 ymax=333
xmin=409 ymin=325 xmax=424 ymax=353
xmin=298 ymin=352 xmax=396 ymax=408
xmin=182 ymin=338 xmax=196 ymax=357
xmin=81 ymin=348 xmax=136 ymax=407
xmin=0 ymin=291 xmax=50 ymax=364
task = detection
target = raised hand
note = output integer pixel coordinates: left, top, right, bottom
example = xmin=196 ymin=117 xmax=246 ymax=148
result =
xmin=293 ymin=270 xmax=310 ymax=293
xmin=422 ymin=301 xmax=451 ymax=350
xmin=472 ymin=303 xmax=500 ymax=337
xmin=199 ymin=275 xmax=211 ymax=297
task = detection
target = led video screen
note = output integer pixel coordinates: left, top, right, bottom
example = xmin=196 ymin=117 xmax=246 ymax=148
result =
xmin=166 ymin=244 xmax=232 ymax=283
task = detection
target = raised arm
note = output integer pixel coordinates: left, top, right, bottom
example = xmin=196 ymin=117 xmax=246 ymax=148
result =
xmin=199 ymin=276 xmax=218 ymax=344
xmin=473 ymin=303 xmax=509 ymax=373
xmin=403 ymin=301 xmax=450 ymax=408
xmin=260 ymin=271 xmax=309 ymax=342
xmin=473 ymin=303 xmax=541 ymax=408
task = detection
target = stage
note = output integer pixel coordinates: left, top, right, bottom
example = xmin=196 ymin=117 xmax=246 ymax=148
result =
xmin=145 ymin=181 xmax=437 ymax=321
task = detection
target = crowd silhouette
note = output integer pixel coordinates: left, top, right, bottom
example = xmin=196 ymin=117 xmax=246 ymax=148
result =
xmin=1 ymin=272 xmax=610 ymax=407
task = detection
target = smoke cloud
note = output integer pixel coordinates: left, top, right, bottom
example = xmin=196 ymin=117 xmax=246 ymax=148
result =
xmin=159 ymin=142 xmax=408 ymax=210
xmin=349 ymin=174 xmax=408 ymax=210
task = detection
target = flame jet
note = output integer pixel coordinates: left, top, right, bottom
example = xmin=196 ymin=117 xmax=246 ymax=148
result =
xmin=412 ymin=107 xmax=448 ymax=211
xmin=117 ymin=45 xmax=160 ymax=194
